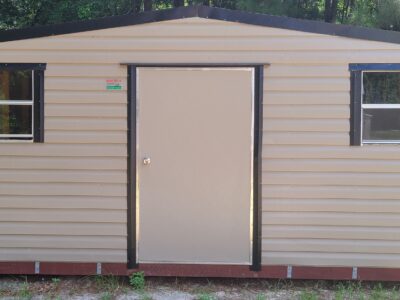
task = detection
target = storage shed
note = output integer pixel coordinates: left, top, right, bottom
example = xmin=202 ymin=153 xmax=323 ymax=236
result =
xmin=2 ymin=5 xmax=400 ymax=280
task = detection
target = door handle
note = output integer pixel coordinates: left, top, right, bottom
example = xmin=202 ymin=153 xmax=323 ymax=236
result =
xmin=143 ymin=157 xmax=151 ymax=165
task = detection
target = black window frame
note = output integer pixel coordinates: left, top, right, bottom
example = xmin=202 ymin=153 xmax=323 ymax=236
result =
xmin=0 ymin=63 xmax=46 ymax=142
xmin=350 ymin=63 xmax=400 ymax=146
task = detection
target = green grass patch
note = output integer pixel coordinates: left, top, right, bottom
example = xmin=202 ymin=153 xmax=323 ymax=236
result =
xmin=255 ymin=293 xmax=267 ymax=300
xmin=17 ymin=281 xmax=32 ymax=300
xmin=299 ymin=290 xmax=318 ymax=300
xmin=197 ymin=293 xmax=216 ymax=300
xmin=94 ymin=275 xmax=121 ymax=296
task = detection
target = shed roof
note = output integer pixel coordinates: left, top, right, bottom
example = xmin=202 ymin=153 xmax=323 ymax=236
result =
xmin=1 ymin=5 xmax=400 ymax=44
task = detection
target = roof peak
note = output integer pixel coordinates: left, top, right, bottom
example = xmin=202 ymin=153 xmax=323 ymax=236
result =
xmin=1 ymin=5 xmax=400 ymax=44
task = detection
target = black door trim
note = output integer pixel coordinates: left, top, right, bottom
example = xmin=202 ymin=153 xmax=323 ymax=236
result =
xmin=127 ymin=64 xmax=264 ymax=271
xmin=127 ymin=66 xmax=138 ymax=269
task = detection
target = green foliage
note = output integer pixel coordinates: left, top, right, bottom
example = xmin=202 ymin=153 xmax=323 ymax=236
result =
xmin=51 ymin=277 xmax=61 ymax=285
xmin=375 ymin=0 xmax=400 ymax=30
xmin=344 ymin=0 xmax=377 ymax=27
xmin=129 ymin=271 xmax=146 ymax=290
xmin=299 ymin=290 xmax=318 ymax=300
xmin=0 ymin=0 xmax=132 ymax=29
xmin=236 ymin=0 xmax=321 ymax=20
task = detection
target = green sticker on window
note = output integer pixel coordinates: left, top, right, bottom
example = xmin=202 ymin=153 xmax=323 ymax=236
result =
xmin=106 ymin=79 xmax=122 ymax=90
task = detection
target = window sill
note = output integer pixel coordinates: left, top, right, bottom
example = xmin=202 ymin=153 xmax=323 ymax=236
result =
xmin=363 ymin=141 xmax=400 ymax=144
xmin=0 ymin=139 xmax=34 ymax=143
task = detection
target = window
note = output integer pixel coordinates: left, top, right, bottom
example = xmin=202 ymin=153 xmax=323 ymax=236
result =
xmin=0 ymin=64 xmax=45 ymax=142
xmin=350 ymin=64 xmax=400 ymax=145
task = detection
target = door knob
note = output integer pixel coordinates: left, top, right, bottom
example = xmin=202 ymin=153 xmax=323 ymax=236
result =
xmin=143 ymin=157 xmax=151 ymax=165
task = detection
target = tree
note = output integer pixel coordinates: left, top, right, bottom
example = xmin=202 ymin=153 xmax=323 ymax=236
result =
xmin=375 ymin=0 xmax=400 ymax=30
xmin=0 ymin=0 xmax=133 ymax=29
xmin=324 ymin=0 xmax=338 ymax=22
xmin=1 ymin=0 xmax=400 ymax=32
xmin=173 ymin=0 xmax=184 ymax=7
xmin=144 ymin=0 xmax=153 ymax=11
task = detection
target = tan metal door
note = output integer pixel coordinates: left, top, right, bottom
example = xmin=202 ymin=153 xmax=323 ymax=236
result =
xmin=137 ymin=67 xmax=254 ymax=264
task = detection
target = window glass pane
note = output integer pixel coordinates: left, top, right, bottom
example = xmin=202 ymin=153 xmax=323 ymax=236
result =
xmin=363 ymin=109 xmax=400 ymax=141
xmin=0 ymin=105 xmax=32 ymax=135
xmin=363 ymin=72 xmax=400 ymax=104
xmin=0 ymin=70 xmax=32 ymax=101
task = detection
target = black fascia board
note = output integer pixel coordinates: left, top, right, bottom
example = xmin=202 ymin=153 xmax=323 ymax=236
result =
xmin=198 ymin=5 xmax=400 ymax=44
xmin=2 ymin=5 xmax=400 ymax=45
xmin=0 ymin=6 xmax=198 ymax=43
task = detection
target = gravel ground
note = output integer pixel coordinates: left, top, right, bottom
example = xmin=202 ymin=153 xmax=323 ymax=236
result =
xmin=0 ymin=275 xmax=399 ymax=299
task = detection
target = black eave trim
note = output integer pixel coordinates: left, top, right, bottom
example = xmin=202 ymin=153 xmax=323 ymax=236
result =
xmin=0 ymin=6 xmax=198 ymax=43
xmin=2 ymin=5 xmax=400 ymax=44
xmin=126 ymin=64 xmax=263 ymax=270
xmin=127 ymin=65 xmax=138 ymax=269
xmin=350 ymin=69 xmax=362 ymax=146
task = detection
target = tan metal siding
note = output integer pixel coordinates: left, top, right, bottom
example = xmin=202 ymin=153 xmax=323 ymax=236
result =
xmin=0 ymin=17 xmax=400 ymax=266
xmin=0 ymin=62 xmax=127 ymax=262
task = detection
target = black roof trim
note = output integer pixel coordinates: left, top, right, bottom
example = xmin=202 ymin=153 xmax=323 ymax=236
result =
xmin=0 ymin=6 xmax=198 ymax=42
xmin=2 ymin=5 xmax=400 ymax=44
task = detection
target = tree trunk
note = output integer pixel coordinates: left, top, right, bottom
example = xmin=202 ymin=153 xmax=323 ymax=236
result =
xmin=132 ymin=0 xmax=142 ymax=13
xmin=324 ymin=0 xmax=338 ymax=23
xmin=143 ymin=0 xmax=152 ymax=11
xmin=173 ymin=0 xmax=185 ymax=7
xmin=340 ymin=0 xmax=349 ymax=22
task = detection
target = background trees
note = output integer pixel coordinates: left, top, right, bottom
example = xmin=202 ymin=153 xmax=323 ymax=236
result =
xmin=1 ymin=0 xmax=400 ymax=31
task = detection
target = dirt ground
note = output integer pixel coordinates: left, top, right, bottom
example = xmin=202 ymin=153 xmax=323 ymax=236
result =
xmin=0 ymin=275 xmax=399 ymax=300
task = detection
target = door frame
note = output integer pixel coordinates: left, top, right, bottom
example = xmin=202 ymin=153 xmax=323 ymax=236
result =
xmin=126 ymin=64 xmax=264 ymax=271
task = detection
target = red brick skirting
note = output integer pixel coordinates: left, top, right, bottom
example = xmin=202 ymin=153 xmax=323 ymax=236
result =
xmin=291 ymin=266 xmax=353 ymax=280
xmin=0 ymin=263 xmax=399 ymax=281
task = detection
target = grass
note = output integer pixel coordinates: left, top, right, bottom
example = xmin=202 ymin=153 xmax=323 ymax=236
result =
xmin=17 ymin=281 xmax=32 ymax=300
xmin=100 ymin=291 xmax=113 ymax=300
xmin=299 ymin=290 xmax=318 ymax=300
xmin=369 ymin=283 xmax=399 ymax=300
xmin=332 ymin=282 xmax=400 ymax=300
xmin=335 ymin=281 xmax=361 ymax=300
xmin=94 ymin=275 xmax=121 ymax=293
xmin=255 ymin=293 xmax=266 ymax=300
xmin=139 ymin=293 xmax=153 ymax=300
xmin=3 ymin=276 xmax=400 ymax=299
xmin=197 ymin=293 xmax=216 ymax=300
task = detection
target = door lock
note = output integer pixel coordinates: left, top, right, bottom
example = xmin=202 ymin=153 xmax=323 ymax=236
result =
xmin=143 ymin=157 xmax=151 ymax=165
